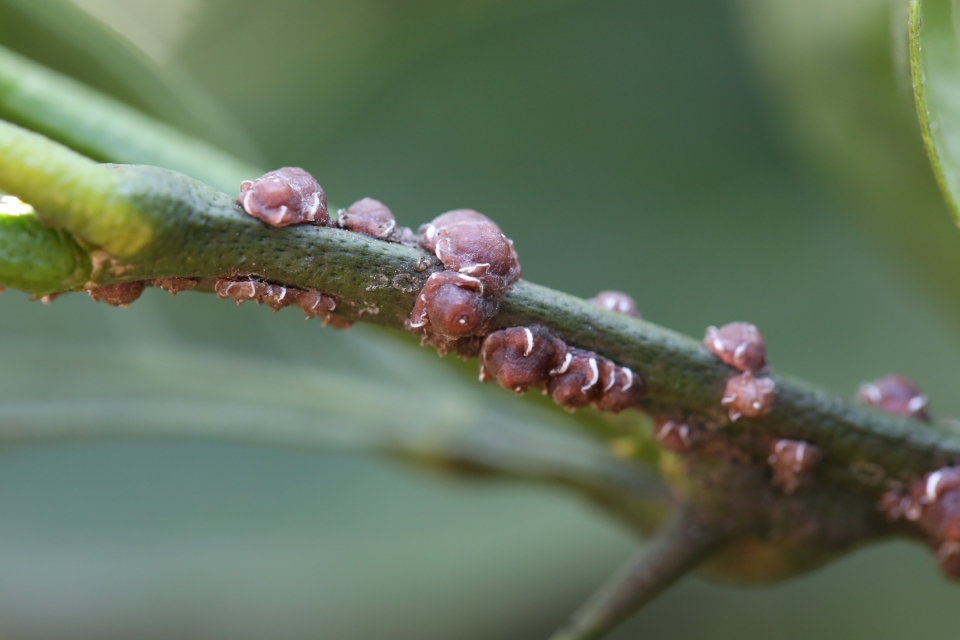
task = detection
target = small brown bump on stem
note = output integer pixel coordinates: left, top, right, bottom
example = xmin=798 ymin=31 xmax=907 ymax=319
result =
xmin=703 ymin=322 xmax=767 ymax=373
xmin=151 ymin=277 xmax=199 ymax=296
xmin=721 ymin=372 xmax=775 ymax=422
xmin=418 ymin=209 xmax=520 ymax=295
xmin=653 ymin=419 xmax=697 ymax=453
xmin=215 ymin=277 xmax=259 ymax=305
xmin=338 ymin=198 xmax=398 ymax=240
xmin=296 ymin=289 xmax=337 ymax=320
xmin=87 ymin=281 xmax=146 ymax=307
xmin=594 ymin=359 xmax=642 ymax=413
xmin=238 ymin=167 xmax=328 ymax=228
xmin=767 ymin=439 xmax=822 ymax=495
xmin=857 ymin=374 xmax=930 ymax=422
xmin=590 ymin=290 xmax=640 ymax=318
xmin=479 ymin=326 xmax=566 ymax=395
xmin=548 ymin=348 xmax=604 ymax=411
xmin=408 ymin=271 xmax=498 ymax=340
xmin=882 ymin=467 xmax=960 ymax=579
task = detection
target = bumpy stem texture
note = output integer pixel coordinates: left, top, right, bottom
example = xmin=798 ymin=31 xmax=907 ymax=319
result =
xmin=0 ymin=118 xmax=958 ymax=502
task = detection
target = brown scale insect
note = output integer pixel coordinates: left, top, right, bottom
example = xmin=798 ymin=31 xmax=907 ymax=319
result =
xmin=87 ymin=281 xmax=146 ymax=307
xmin=408 ymin=271 xmax=498 ymax=339
xmin=151 ymin=277 xmax=199 ymax=296
xmin=721 ymin=371 xmax=775 ymax=421
xmin=338 ymin=198 xmax=398 ymax=240
xmin=215 ymin=278 xmax=341 ymax=324
xmin=239 ymin=167 xmax=328 ymax=228
xmin=704 ymin=322 xmax=767 ymax=373
xmin=653 ymin=419 xmax=696 ymax=453
xmin=593 ymin=357 xmax=641 ymax=413
xmin=857 ymin=374 xmax=930 ymax=422
xmin=479 ymin=326 xmax=566 ymax=394
xmin=881 ymin=467 xmax=960 ymax=579
xmin=767 ymin=439 xmax=822 ymax=495
xmin=547 ymin=348 xmax=607 ymax=411
xmin=418 ymin=209 xmax=520 ymax=295
xmin=590 ymin=290 xmax=640 ymax=318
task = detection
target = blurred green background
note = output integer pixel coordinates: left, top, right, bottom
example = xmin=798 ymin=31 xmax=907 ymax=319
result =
xmin=2 ymin=0 xmax=960 ymax=637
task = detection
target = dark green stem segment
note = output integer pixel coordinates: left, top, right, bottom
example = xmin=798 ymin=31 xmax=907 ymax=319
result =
xmin=0 ymin=118 xmax=957 ymax=497
xmin=549 ymin=508 xmax=723 ymax=640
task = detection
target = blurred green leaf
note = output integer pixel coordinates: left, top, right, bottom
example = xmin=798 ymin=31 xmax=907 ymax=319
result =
xmin=0 ymin=310 xmax=667 ymax=532
xmin=733 ymin=0 xmax=960 ymax=319
xmin=909 ymin=0 xmax=960 ymax=228
xmin=0 ymin=0 xmax=261 ymax=163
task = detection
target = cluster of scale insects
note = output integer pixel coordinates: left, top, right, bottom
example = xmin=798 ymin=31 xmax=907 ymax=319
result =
xmin=74 ymin=166 xmax=959 ymax=578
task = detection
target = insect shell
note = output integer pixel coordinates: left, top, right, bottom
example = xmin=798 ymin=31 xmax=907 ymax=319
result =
xmin=704 ymin=322 xmax=767 ymax=373
xmin=721 ymin=371 xmax=775 ymax=421
xmin=239 ymin=167 xmax=329 ymax=228
xmin=215 ymin=278 xmax=339 ymax=321
xmin=593 ymin=357 xmax=641 ymax=413
xmin=590 ymin=290 xmax=640 ymax=318
xmin=857 ymin=374 xmax=930 ymax=422
xmin=767 ymin=439 xmax=822 ymax=495
xmin=419 ymin=209 xmax=521 ymax=295
xmin=653 ymin=419 xmax=696 ymax=453
xmin=408 ymin=271 xmax=499 ymax=339
xmin=479 ymin=326 xmax=567 ymax=394
xmin=87 ymin=281 xmax=146 ymax=307
xmin=151 ymin=277 xmax=198 ymax=296
xmin=882 ymin=467 xmax=960 ymax=579
xmin=338 ymin=198 xmax=398 ymax=240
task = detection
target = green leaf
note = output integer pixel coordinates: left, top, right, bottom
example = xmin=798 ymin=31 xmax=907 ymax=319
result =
xmin=910 ymin=0 xmax=960 ymax=227
xmin=0 ymin=0 xmax=262 ymax=163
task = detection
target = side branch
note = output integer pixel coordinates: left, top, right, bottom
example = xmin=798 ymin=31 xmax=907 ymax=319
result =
xmin=549 ymin=507 xmax=723 ymax=640
xmin=0 ymin=119 xmax=957 ymax=498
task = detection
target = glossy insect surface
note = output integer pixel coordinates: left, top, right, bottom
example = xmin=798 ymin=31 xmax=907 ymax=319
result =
xmin=704 ymin=322 xmax=767 ymax=373
xmin=590 ymin=290 xmax=640 ymax=318
xmin=151 ymin=277 xmax=198 ymax=296
xmin=338 ymin=198 xmax=397 ymax=239
xmin=87 ymin=281 xmax=145 ymax=307
xmin=767 ymin=439 xmax=821 ymax=494
xmin=419 ymin=209 xmax=520 ymax=294
xmin=479 ymin=326 xmax=565 ymax=394
xmin=653 ymin=419 xmax=696 ymax=453
xmin=239 ymin=167 xmax=328 ymax=228
xmin=721 ymin=371 xmax=775 ymax=421
xmin=881 ymin=466 xmax=960 ymax=578
xmin=857 ymin=374 xmax=930 ymax=422
xmin=409 ymin=271 xmax=497 ymax=339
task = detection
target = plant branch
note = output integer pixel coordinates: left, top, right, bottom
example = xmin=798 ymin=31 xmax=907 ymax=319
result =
xmin=1 ymin=118 xmax=958 ymax=501
xmin=549 ymin=507 xmax=723 ymax=640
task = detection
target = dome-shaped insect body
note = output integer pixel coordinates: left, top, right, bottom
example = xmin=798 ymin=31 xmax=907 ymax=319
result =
xmin=590 ymin=290 xmax=640 ymax=318
xmin=548 ymin=348 xmax=607 ymax=411
xmin=409 ymin=271 xmax=499 ymax=339
xmin=338 ymin=198 xmax=398 ymax=240
xmin=857 ymin=374 xmax=930 ymax=422
xmin=721 ymin=371 xmax=775 ymax=421
xmin=653 ymin=419 xmax=697 ymax=453
xmin=594 ymin=358 xmax=641 ymax=413
xmin=151 ymin=278 xmax=198 ymax=296
xmin=419 ymin=209 xmax=520 ymax=295
xmin=87 ymin=281 xmax=146 ymax=307
xmin=239 ymin=167 xmax=329 ymax=228
xmin=479 ymin=326 xmax=567 ymax=394
xmin=881 ymin=467 xmax=960 ymax=579
xmin=767 ymin=439 xmax=822 ymax=494
xmin=704 ymin=322 xmax=767 ymax=373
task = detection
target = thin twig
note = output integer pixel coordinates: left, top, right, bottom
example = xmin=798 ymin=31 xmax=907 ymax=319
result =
xmin=549 ymin=507 xmax=723 ymax=640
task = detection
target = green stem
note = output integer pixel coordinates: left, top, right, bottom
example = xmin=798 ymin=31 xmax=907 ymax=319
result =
xmin=549 ymin=507 xmax=722 ymax=640
xmin=0 ymin=44 xmax=258 ymax=193
xmin=0 ymin=118 xmax=955 ymax=498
